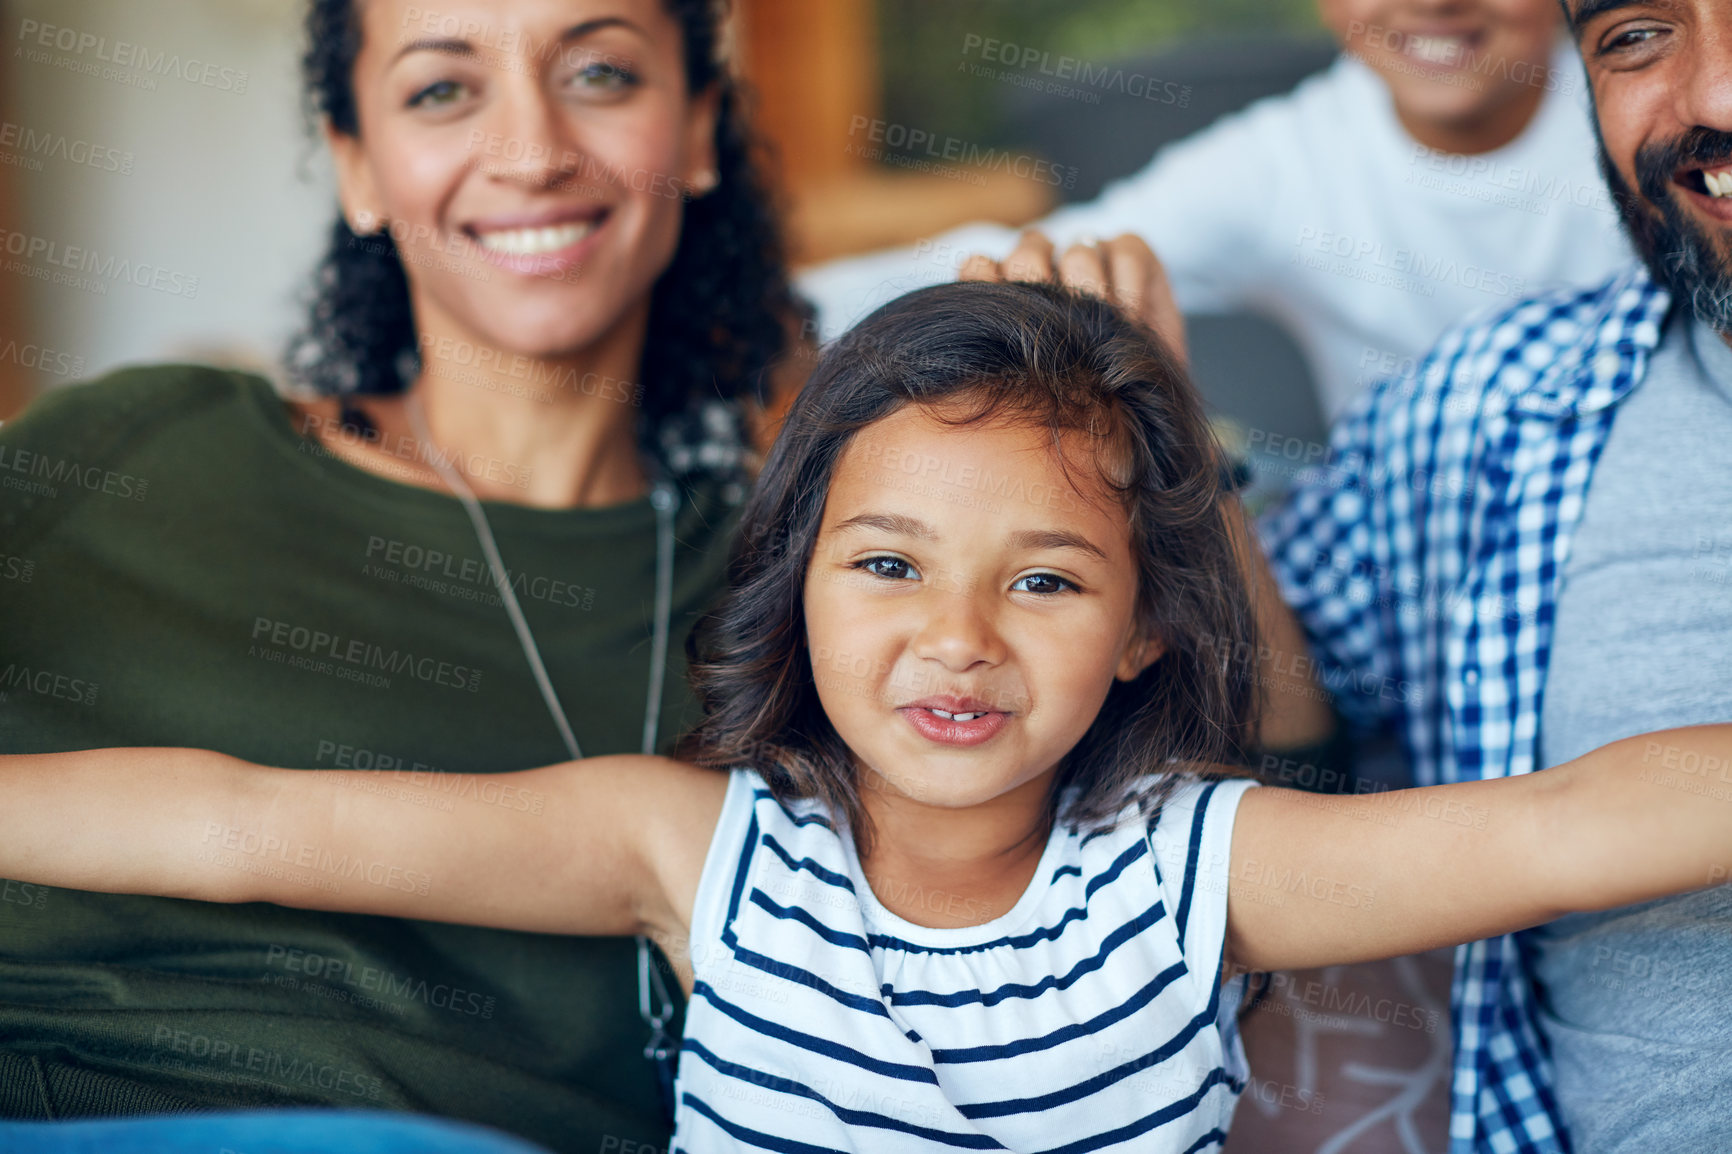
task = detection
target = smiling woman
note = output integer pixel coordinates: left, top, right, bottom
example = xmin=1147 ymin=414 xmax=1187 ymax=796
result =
xmin=289 ymin=0 xmax=799 ymax=503
xmin=0 ymin=0 xmax=803 ymax=1151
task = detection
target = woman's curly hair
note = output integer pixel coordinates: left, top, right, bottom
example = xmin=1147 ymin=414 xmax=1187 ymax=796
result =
xmin=286 ymin=0 xmax=802 ymax=456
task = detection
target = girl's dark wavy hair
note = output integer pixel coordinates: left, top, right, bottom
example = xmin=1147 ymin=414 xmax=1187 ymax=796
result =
xmin=287 ymin=0 xmax=800 ymax=435
xmin=682 ymin=280 xmax=1262 ymax=836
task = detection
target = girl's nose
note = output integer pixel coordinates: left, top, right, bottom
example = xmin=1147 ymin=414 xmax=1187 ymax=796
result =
xmin=910 ymin=592 xmax=1007 ymax=673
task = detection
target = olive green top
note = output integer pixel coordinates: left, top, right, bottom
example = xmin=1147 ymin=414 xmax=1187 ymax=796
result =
xmin=0 ymin=365 xmax=740 ymax=1151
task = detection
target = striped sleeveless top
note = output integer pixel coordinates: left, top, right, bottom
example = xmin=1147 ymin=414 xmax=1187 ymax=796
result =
xmin=674 ymin=769 xmax=1258 ymax=1153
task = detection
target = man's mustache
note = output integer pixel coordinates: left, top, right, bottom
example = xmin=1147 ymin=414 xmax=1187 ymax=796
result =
xmin=1635 ymin=126 xmax=1732 ymax=204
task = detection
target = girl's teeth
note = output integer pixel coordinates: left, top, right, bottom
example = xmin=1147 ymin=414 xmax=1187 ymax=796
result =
xmin=929 ymin=709 xmax=984 ymax=722
xmin=475 ymin=222 xmax=593 ymax=256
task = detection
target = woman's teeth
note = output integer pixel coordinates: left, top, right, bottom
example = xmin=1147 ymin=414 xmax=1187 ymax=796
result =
xmin=475 ymin=221 xmax=594 ymax=256
xmin=929 ymin=708 xmax=986 ymax=722
xmin=1404 ymin=34 xmax=1468 ymax=65
xmin=1705 ymin=169 xmax=1732 ymax=199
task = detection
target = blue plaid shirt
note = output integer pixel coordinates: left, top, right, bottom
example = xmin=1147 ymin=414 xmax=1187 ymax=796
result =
xmin=1260 ymin=265 xmax=1674 ymax=1154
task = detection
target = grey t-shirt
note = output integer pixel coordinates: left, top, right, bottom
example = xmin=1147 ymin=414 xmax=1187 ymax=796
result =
xmin=1531 ymin=309 xmax=1732 ymax=1153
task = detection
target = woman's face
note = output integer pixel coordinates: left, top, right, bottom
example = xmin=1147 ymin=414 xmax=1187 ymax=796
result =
xmin=330 ymin=0 xmax=717 ymax=362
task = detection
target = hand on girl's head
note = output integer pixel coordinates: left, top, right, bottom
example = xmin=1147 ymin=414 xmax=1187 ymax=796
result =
xmin=960 ymin=231 xmax=1187 ymax=365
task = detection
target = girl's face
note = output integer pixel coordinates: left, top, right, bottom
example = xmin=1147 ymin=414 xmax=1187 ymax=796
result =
xmin=328 ymin=0 xmax=717 ymax=361
xmin=802 ymin=405 xmax=1160 ymax=814
xmin=1317 ymin=0 xmax=1561 ymax=151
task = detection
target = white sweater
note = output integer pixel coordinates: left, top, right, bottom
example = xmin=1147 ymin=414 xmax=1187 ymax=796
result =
xmin=798 ymin=42 xmax=1633 ymax=420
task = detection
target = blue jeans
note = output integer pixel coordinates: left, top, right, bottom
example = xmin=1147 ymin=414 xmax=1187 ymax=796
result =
xmin=0 ymin=1109 xmax=552 ymax=1153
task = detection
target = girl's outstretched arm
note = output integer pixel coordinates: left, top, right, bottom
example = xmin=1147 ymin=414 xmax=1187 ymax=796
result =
xmin=1225 ymin=725 xmax=1732 ymax=974
xmin=0 ymin=748 xmax=724 ymax=944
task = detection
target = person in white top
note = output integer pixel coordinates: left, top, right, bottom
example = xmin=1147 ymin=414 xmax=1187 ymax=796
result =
xmin=799 ymin=0 xmax=1634 ymax=421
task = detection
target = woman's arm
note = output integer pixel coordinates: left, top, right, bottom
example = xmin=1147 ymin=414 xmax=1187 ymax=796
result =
xmin=0 ymin=747 xmax=725 ymax=943
xmin=1226 ymin=725 xmax=1732 ymax=973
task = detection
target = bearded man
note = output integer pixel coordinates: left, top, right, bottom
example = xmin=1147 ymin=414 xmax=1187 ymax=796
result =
xmin=1262 ymin=1 xmax=1732 ymax=1150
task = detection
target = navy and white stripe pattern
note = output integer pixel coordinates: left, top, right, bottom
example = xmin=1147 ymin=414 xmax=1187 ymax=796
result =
xmin=1261 ymin=265 xmax=1672 ymax=1153
xmin=675 ymin=769 xmax=1257 ymax=1153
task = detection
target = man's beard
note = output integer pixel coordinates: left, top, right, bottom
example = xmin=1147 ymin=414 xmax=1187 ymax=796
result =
xmin=1601 ymin=125 xmax=1732 ymax=332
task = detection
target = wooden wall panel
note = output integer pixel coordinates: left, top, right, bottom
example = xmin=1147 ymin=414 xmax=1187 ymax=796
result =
xmin=733 ymin=0 xmax=879 ymax=189
xmin=0 ymin=0 xmax=33 ymax=418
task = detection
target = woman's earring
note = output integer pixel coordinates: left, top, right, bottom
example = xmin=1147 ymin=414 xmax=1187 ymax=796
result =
xmin=687 ymin=170 xmax=720 ymax=198
xmin=351 ymin=209 xmax=385 ymax=235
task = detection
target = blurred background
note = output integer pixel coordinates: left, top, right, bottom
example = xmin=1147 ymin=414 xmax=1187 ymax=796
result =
xmin=0 ymin=0 xmax=1328 ymax=419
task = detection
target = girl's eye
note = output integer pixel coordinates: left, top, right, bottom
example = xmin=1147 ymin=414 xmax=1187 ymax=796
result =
xmin=408 ymin=79 xmax=469 ymax=109
xmin=569 ymin=60 xmax=638 ymax=93
xmin=857 ymin=556 xmax=918 ymax=582
xmin=1011 ymin=573 xmax=1074 ymax=596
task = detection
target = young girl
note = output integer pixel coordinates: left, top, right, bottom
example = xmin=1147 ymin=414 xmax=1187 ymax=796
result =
xmin=3 ymin=281 xmax=1727 ymax=1153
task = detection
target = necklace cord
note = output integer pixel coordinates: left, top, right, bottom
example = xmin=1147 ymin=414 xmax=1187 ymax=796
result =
xmin=404 ymin=397 xmax=680 ymax=1088
xmin=406 ymin=398 xmax=583 ymax=761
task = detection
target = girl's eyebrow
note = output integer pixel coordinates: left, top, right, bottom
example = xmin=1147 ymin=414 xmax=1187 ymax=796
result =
xmin=391 ymin=17 xmax=643 ymax=65
xmin=830 ymin=515 xmax=1106 ymax=560
xmin=1009 ymin=528 xmax=1107 ymax=561
xmin=833 ymin=513 xmax=937 ymax=539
